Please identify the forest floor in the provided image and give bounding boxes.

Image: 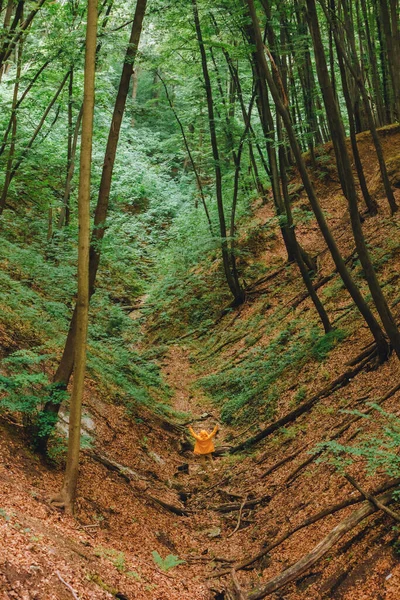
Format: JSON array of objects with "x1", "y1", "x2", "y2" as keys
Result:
[{"x1": 2, "y1": 126, "x2": 400, "y2": 599}]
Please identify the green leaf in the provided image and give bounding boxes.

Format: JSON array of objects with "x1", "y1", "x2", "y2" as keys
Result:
[{"x1": 151, "y1": 551, "x2": 185, "y2": 571}]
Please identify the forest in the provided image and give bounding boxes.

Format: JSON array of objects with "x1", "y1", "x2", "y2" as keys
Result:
[{"x1": 1, "y1": 0, "x2": 400, "y2": 598}]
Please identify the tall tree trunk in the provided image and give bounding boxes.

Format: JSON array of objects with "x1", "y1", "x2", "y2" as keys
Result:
[
  {"x1": 50, "y1": 0, "x2": 97, "y2": 515},
  {"x1": 359, "y1": 0, "x2": 385, "y2": 125},
  {"x1": 306, "y1": 0, "x2": 400, "y2": 359},
  {"x1": 245, "y1": 0, "x2": 389, "y2": 361},
  {"x1": 36, "y1": 0, "x2": 148, "y2": 455},
  {"x1": 57, "y1": 105, "x2": 83, "y2": 229},
  {"x1": 277, "y1": 116, "x2": 331, "y2": 333},
  {"x1": 192, "y1": 0, "x2": 244, "y2": 305},
  {"x1": 0, "y1": 23, "x2": 22, "y2": 215},
  {"x1": 156, "y1": 71, "x2": 213, "y2": 234},
  {"x1": 336, "y1": 43, "x2": 378, "y2": 215},
  {"x1": 322, "y1": 0, "x2": 398, "y2": 214}
]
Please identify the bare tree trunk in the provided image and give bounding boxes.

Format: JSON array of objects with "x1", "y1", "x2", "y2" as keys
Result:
[
  {"x1": 245, "y1": 0, "x2": 389, "y2": 361},
  {"x1": 36, "y1": 0, "x2": 148, "y2": 455},
  {"x1": 307, "y1": 0, "x2": 400, "y2": 358},
  {"x1": 192, "y1": 0, "x2": 244, "y2": 305},
  {"x1": 50, "y1": 0, "x2": 97, "y2": 515}
]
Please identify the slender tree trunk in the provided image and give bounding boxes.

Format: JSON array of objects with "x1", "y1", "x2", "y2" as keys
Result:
[
  {"x1": 307, "y1": 0, "x2": 400, "y2": 358},
  {"x1": 192, "y1": 0, "x2": 244, "y2": 304},
  {"x1": 0, "y1": 70, "x2": 70, "y2": 208},
  {"x1": 36, "y1": 0, "x2": 148, "y2": 455},
  {"x1": 0, "y1": 57, "x2": 53, "y2": 158},
  {"x1": 57, "y1": 105, "x2": 83, "y2": 229},
  {"x1": 335, "y1": 44, "x2": 378, "y2": 215},
  {"x1": 322, "y1": 0, "x2": 398, "y2": 214},
  {"x1": 245, "y1": 0, "x2": 389, "y2": 361},
  {"x1": 50, "y1": 0, "x2": 97, "y2": 515},
  {"x1": 379, "y1": 0, "x2": 400, "y2": 119},
  {"x1": 0, "y1": 0, "x2": 47, "y2": 70},
  {"x1": 156, "y1": 71, "x2": 213, "y2": 234},
  {"x1": 277, "y1": 116, "x2": 331, "y2": 333},
  {"x1": 360, "y1": 0, "x2": 385, "y2": 125},
  {"x1": 0, "y1": 27, "x2": 22, "y2": 215}
]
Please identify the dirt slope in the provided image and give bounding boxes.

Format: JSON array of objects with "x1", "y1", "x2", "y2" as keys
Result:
[{"x1": 2, "y1": 126, "x2": 400, "y2": 600}]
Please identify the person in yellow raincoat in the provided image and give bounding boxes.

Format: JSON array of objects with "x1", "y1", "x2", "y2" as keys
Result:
[{"x1": 188, "y1": 424, "x2": 219, "y2": 469}]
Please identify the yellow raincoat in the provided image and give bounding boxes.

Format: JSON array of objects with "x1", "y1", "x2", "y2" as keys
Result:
[{"x1": 188, "y1": 425, "x2": 219, "y2": 455}]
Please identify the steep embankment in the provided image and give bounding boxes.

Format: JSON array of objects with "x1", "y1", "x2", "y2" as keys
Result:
[{"x1": 1, "y1": 126, "x2": 400, "y2": 600}]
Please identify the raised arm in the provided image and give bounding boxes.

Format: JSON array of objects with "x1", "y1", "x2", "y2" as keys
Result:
[
  {"x1": 188, "y1": 426, "x2": 200, "y2": 440},
  {"x1": 208, "y1": 425, "x2": 219, "y2": 439}
]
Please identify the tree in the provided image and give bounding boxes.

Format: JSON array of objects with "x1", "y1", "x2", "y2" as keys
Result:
[
  {"x1": 50, "y1": 0, "x2": 98, "y2": 514},
  {"x1": 37, "y1": 0, "x2": 148, "y2": 454}
]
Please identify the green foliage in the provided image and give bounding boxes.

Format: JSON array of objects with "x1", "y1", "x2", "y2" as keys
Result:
[
  {"x1": 316, "y1": 405, "x2": 400, "y2": 478},
  {"x1": 199, "y1": 323, "x2": 348, "y2": 425},
  {"x1": 94, "y1": 547, "x2": 128, "y2": 573},
  {"x1": 309, "y1": 328, "x2": 347, "y2": 361},
  {"x1": 151, "y1": 551, "x2": 185, "y2": 571}
]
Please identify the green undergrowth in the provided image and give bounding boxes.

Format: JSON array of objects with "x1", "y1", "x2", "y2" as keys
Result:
[
  {"x1": 0, "y1": 213, "x2": 173, "y2": 445},
  {"x1": 199, "y1": 320, "x2": 347, "y2": 425},
  {"x1": 316, "y1": 404, "x2": 400, "y2": 479}
]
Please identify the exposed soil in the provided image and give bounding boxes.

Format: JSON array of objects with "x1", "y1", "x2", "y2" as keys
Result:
[{"x1": 2, "y1": 126, "x2": 400, "y2": 599}]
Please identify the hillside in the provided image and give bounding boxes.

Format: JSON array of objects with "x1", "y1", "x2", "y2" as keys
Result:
[{"x1": 1, "y1": 125, "x2": 400, "y2": 600}]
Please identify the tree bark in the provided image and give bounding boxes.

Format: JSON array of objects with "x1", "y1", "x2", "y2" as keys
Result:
[
  {"x1": 244, "y1": 0, "x2": 389, "y2": 361},
  {"x1": 307, "y1": 0, "x2": 400, "y2": 359},
  {"x1": 50, "y1": 0, "x2": 97, "y2": 515},
  {"x1": 37, "y1": 0, "x2": 148, "y2": 454}
]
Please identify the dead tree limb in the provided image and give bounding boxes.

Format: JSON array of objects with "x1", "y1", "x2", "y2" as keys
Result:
[
  {"x1": 55, "y1": 571, "x2": 80, "y2": 600},
  {"x1": 228, "y1": 495, "x2": 248, "y2": 537},
  {"x1": 344, "y1": 474, "x2": 400, "y2": 523},
  {"x1": 246, "y1": 488, "x2": 397, "y2": 599},
  {"x1": 284, "y1": 380, "x2": 400, "y2": 484},
  {"x1": 260, "y1": 446, "x2": 306, "y2": 477},
  {"x1": 89, "y1": 451, "x2": 189, "y2": 516},
  {"x1": 231, "y1": 569, "x2": 247, "y2": 600},
  {"x1": 211, "y1": 477, "x2": 400, "y2": 578},
  {"x1": 230, "y1": 355, "x2": 373, "y2": 454},
  {"x1": 211, "y1": 495, "x2": 270, "y2": 513}
]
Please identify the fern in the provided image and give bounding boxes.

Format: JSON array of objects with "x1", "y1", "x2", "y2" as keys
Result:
[{"x1": 151, "y1": 551, "x2": 185, "y2": 571}]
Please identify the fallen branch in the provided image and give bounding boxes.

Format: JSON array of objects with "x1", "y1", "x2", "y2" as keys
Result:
[
  {"x1": 89, "y1": 451, "x2": 143, "y2": 482},
  {"x1": 230, "y1": 355, "x2": 373, "y2": 454},
  {"x1": 145, "y1": 494, "x2": 189, "y2": 517},
  {"x1": 89, "y1": 451, "x2": 189, "y2": 516},
  {"x1": 211, "y1": 477, "x2": 400, "y2": 577},
  {"x1": 344, "y1": 474, "x2": 400, "y2": 523},
  {"x1": 211, "y1": 495, "x2": 270, "y2": 513},
  {"x1": 246, "y1": 488, "x2": 397, "y2": 599},
  {"x1": 291, "y1": 273, "x2": 334, "y2": 309},
  {"x1": 284, "y1": 380, "x2": 400, "y2": 485},
  {"x1": 56, "y1": 571, "x2": 80, "y2": 600},
  {"x1": 231, "y1": 568, "x2": 247, "y2": 600},
  {"x1": 260, "y1": 445, "x2": 306, "y2": 477},
  {"x1": 228, "y1": 495, "x2": 248, "y2": 537}
]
